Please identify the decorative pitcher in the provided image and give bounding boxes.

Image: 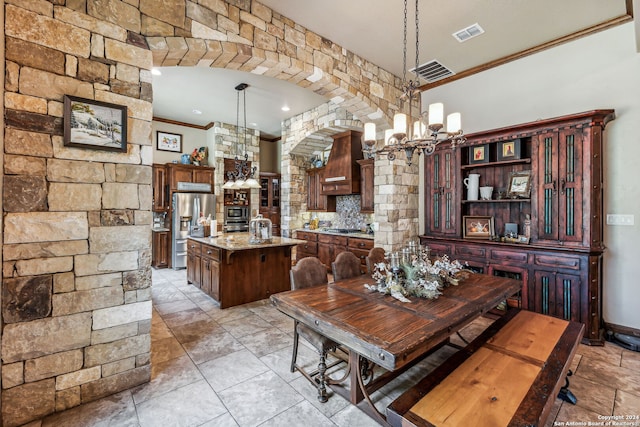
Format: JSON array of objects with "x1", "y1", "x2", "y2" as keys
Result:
[{"x1": 463, "y1": 173, "x2": 480, "y2": 201}]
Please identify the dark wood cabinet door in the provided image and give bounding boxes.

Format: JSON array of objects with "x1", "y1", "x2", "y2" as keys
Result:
[
  {"x1": 424, "y1": 147, "x2": 457, "y2": 236},
  {"x1": 307, "y1": 168, "x2": 335, "y2": 212},
  {"x1": 210, "y1": 260, "x2": 220, "y2": 301},
  {"x1": 152, "y1": 231, "x2": 169, "y2": 268},
  {"x1": 186, "y1": 253, "x2": 201, "y2": 287},
  {"x1": 171, "y1": 167, "x2": 193, "y2": 189},
  {"x1": 358, "y1": 159, "x2": 374, "y2": 213},
  {"x1": 531, "y1": 270, "x2": 582, "y2": 322},
  {"x1": 201, "y1": 257, "x2": 212, "y2": 295},
  {"x1": 152, "y1": 164, "x2": 169, "y2": 212},
  {"x1": 317, "y1": 242, "x2": 332, "y2": 268},
  {"x1": 193, "y1": 168, "x2": 214, "y2": 187}
]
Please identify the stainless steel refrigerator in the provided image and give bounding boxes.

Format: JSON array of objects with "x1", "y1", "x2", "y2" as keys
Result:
[{"x1": 172, "y1": 192, "x2": 215, "y2": 269}]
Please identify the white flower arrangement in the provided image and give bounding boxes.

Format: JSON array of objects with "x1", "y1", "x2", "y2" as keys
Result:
[{"x1": 365, "y1": 252, "x2": 471, "y2": 302}]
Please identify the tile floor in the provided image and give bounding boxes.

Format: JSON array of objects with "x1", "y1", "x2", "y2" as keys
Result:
[{"x1": 35, "y1": 268, "x2": 640, "y2": 427}]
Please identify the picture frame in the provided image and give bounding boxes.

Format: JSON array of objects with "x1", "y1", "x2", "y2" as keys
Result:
[
  {"x1": 463, "y1": 216, "x2": 494, "y2": 240},
  {"x1": 507, "y1": 170, "x2": 532, "y2": 198},
  {"x1": 468, "y1": 144, "x2": 490, "y2": 164},
  {"x1": 497, "y1": 139, "x2": 522, "y2": 161},
  {"x1": 64, "y1": 95, "x2": 127, "y2": 152},
  {"x1": 156, "y1": 131, "x2": 183, "y2": 153}
]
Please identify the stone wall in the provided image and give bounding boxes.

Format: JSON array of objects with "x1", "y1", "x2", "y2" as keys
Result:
[{"x1": 2, "y1": 1, "x2": 153, "y2": 426}]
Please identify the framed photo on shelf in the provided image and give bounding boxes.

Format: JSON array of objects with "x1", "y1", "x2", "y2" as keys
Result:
[
  {"x1": 63, "y1": 95, "x2": 128, "y2": 152},
  {"x1": 497, "y1": 139, "x2": 521, "y2": 161},
  {"x1": 468, "y1": 144, "x2": 490, "y2": 164},
  {"x1": 463, "y1": 216, "x2": 494, "y2": 240},
  {"x1": 507, "y1": 170, "x2": 532, "y2": 198},
  {"x1": 156, "y1": 131, "x2": 183, "y2": 153}
]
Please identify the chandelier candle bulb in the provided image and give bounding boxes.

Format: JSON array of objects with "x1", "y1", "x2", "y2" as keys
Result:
[
  {"x1": 394, "y1": 113, "x2": 408, "y2": 135},
  {"x1": 447, "y1": 112, "x2": 462, "y2": 133},
  {"x1": 364, "y1": 122, "x2": 376, "y2": 142},
  {"x1": 413, "y1": 121, "x2": 426, "y2": 138},
  {"x1": 428, "y1": 103, "x2": 444, "y2": 126},
  {"x1": 385, "y1": 129, "x2": 395, "y2": 145}
]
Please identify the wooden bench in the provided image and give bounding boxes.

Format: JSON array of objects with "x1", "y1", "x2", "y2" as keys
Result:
[{"x1": 386, "y1": 309, "x2": 584, "y2": 427}]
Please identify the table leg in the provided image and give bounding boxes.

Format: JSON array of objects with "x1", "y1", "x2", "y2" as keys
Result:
[
  {"x1": 355, "y1": 354, "x2": 390, "y2": 426},
  {"x1": 348, "y1": 351, "x2": 364, "y2": 403}
]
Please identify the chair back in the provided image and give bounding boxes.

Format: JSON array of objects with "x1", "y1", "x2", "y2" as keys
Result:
[
  {"x1": 366, "y1": 247, "x2": 386, "y2": 274},
  {"x1": 331, "y1": 251, "x2": 362, "y2": 281},
  {"x1": 290, "y1": 257, "x2": 329, "y2": 290}
]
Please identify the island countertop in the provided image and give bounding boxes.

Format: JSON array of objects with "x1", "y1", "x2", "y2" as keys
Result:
[{"x1": 188, "y1": 233, "x2": 305, "y2": 251}]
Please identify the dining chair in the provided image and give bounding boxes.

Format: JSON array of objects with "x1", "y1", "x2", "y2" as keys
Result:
[
  {"x1": 331, "y1": 251, "x2": 362, "y2": 281},
  {"x1": 366, "y1": 247, "x2": 386, "y2": 274},
  {"x1": 289, "y1": 256, "x2": 345, "y2": 402}
]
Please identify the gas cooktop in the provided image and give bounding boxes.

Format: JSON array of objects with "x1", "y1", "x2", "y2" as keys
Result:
[{"x1": 322, "y1": 228, "x2": 363, "y2": 234}]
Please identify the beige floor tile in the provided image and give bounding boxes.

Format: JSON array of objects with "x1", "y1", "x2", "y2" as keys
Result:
[
  {"x1": 132, "y1": 355, "x2": 203, "y2": 405},
  {"x1": 569, "y1": 374, "x2": 616, "y2": 415},
  {"x1": 553, "y1": 401, "x2": 606, "y2": 425},
  {"x1": 170, "y1": 318, "x2": 224, "y2": 344},
  {"x1": 621, "y1": 349, "x2": 640, "y2": 371},
  {"x1": 575, "y1": 357, "x2": 640, "y2": 396},
  {"x1": 614, "y1": 389, "x2": 640, "y2": 416},
  {"x1": 162, "y1": 306, "x2": 211, "y2": 329},
  {"x1": 575, "y1": 341, "x2": 623, "y2": 367},
  {"x1": 150, "y1": 336, "x2": 185, "y2": 365}
]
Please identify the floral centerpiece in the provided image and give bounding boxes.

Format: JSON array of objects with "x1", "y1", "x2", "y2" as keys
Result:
[
  {"x1": 190, "y1": 147, "x2": 207, "y2": 165},
  {"x1": 365, "y1": 246, "x2": 471, "y2": 302}
]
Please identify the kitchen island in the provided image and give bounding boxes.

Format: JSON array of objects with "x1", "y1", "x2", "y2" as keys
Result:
[{"x1": 187, "y1": 234, "x2": 305, "y2": 308}]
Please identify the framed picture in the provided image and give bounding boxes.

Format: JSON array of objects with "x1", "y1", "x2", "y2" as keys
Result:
[
  {"x1": 497, "y1": 139, "x2": 521, "y2": 161},
  {"x1": 468, "y1": 144, "x2": 489, "y2": 164},
  {"x1": 463, "y1": 216, "x2": 494, "y2": 239},
  {"x1": 156, "y1": 131, "x2": 183, "y2": 153},
  {"x1": 507, "y1": 170, "x2": 532, "y2": 198},
  {"x1": 64, "y1": 95, "x2": 127, "y2": 152}
]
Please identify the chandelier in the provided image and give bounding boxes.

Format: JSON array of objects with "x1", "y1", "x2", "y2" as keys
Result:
[
  {"x1": 222, "y1": 83, "x2": 261, "y2": 189},
  {"x1": 363, "y1": 0, "x2": 465, "y2": 166}
]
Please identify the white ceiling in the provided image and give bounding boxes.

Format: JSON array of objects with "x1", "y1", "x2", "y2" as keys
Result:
[{"x1": 151, "y1": 0, "x2": 632, "y2": 138}]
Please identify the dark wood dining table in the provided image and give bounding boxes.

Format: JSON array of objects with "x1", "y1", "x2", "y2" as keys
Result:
[{"x1": 270, "y1": 272, "x2": 521, "y2": 424}]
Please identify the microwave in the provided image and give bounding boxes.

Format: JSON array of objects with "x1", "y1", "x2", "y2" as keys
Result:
[{"x1": 224, "y1": 206, "x2": 249, "y2": 222}]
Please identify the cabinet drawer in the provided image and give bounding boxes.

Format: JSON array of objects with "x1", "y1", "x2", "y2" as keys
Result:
[
  {"x1": 202, "y1": 246, "x2": 220, "y2": 261},
  {"x1": 424, "y1": 242, "x2": 452, "y2": 258},
  {"x1": 348, "y1": 237, "x2": 374, "y2": 251},
  {"x1": 490, "y1": 249, "x2": 527, "y2": 264},
  {"x1": 298, "y1": 242, "x2": 318, "y2": 255},
  {"x1": 187, "y1": 240, "x2": 201, "y2": 255},
  {"x1": 296, "y1": 231, "x2": 318, "y2": 241},
  {"x1": 454, "y1": 245, "x2": 486, "y2": 259},
  {"x1": 318, "y1": 234, "x2": 348, "y2": 245},
  {"x1": 534, "y1": 254, "x2": 581, "y2": 270},
  {"x1": 321, "y1": 182, "x2": 352, "y2": 195}
]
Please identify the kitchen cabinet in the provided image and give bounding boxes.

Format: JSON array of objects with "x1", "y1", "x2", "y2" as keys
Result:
[
  {"x1": 200, "y1": 245, "x2": 220, "y2": 300},
  {"x1": 420, "y1": 110, "x2": 615, "y2": 344},
  {"x1": 167, "y1": 164, "x2": 215, "y2": 191},
  {"x1": 307, "y1": 167, "x2": 336, "y2": 212},
  {"x1": 347, "y1": 236, "x2": 374, "y2": 274},
  {"x1": 296, "y1": 231, "x2": 373, "y2": 273},
  {"x1": 357, "y1": 159, "x2": 374, "y2": 213},
  {"x1": 295, "y1": 231, "x2": 318, "y2": 261},
  {"x1": 318, "y1": 234, "x2": 348, "y2": 270},
  {"x1": 151, "y1": 230, "x2": 169, "y2": 268},
  {"x1": 259, "y1": 172, "x2": 281, "y2": 236},
  {"x1": 186, "y1": 240, "x2": 201, "y2": 288},
  {"x1": 152, "y1": 164, "x2": 169, "y2": 212},
  {"x1": 320, "y1": 130, "x2": 363, "y2": 195}
]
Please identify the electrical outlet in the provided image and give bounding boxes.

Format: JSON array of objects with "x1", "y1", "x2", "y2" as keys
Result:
[{"x1": 606, "y1": 214, "x2": 635, "y2": 226}]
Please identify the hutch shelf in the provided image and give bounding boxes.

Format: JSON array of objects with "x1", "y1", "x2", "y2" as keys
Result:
[{"x1": 421, "y1": 110, "x2": 615, "y2": 345}]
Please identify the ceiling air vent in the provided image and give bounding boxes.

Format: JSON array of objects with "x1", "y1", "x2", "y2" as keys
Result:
[
  {"x1": 410, "y1": 60, "x2": 455, "y2": 83},
  {"x1": 453, "y1": 23, "x2": 485, "y2": 43}
]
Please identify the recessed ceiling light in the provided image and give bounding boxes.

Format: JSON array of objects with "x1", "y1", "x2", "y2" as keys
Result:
[
  {"x1": 192, "y1": 109, "x2": 202, "y2": 115},
  {"x1": 281, "y1": 105, "x2": 290, "y2": 112},
  {"x1": 151, "y1": 68, "x2": 162, "y2": 76},
  {"x1": 249, "y1": 122, "x2": 258, "y2": 127}
]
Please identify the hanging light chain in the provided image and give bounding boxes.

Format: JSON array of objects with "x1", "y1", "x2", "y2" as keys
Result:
[{"x1": 402, "y1": 0, "x2": 408, "y2": 85}]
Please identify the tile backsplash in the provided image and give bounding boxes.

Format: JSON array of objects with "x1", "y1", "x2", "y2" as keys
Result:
[{"x1": 306, "y1": 195, "x2": 374, "y2": 230}]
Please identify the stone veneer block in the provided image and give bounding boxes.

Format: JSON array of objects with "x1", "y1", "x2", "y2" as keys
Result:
[
  {"x1": 55, "y1": 386, "x2": 81, "y2": 412},
  {"x1": 52, "y1": 286, "x2": 123, "y2": 317},
  {"x1": 2, "y1": 362, "x2": 24, "y2": 389},
  {"x1": 2, "y1": 312, "x2": 91, "y2": 363},
  {"x1": 53, "y1": 5, "x2": 128, "y2": 41},
  {"x1": 2, "y1": 275, "x2": 52, "y2": 323},
  {"x1": 5, "y1": 92, "x2": 48, "y2": 114},
  {"x1": 1, "y1": 378, "x2": 55, "y2": 427},
  {"x1": 19, "y1": 66, "x2": 94, "y2": 102},
  {"x1": 101, "y1": 183, "x2": 140, "y2": 209},
  {"x1": 91, "y1": 322, "x2": 138, "y2": 345},
  {"x1": 115, "y1": 164, "x2": 152, "y2": 184},
  {"x1": 4, "y1": 212, "x2": 88, "y2": 244},
  {"x1": 48, "y1": 183, "x2": 102, "y2": 211},
  {"x1": 102, "y1": 357, "x2": 136, "y2": 377},
  {"x1": 104, "y1": 38, "x2": 152, "y2": 70},
  {"x1": 53, "y1": 272, "x2": 76, "y2": 294},
  {"x1": 3, "y1": 240, "x2": 88, "y2": 261},
  {"x1": 52, "y1": 135, "x2": 142, "y2": 164},
  {"x1": 56, "y1": 366, "x2": 101, "y2": 390},
  {"x1": 4, "y1": 154, "x2": 47, "y2": 176},
  {"x1": 128, "y1": 118, "x2": 152, "y2": 146},
  {"x1": 80, "y1": 365, "x2": 150, "y2": 403},
  {"x1": 74, "y1": 252, "x2": 139, "y2": 276},
  {"x1": 47, "y1": 159, "x2": 106, "y2": 183},
  {"x1": 84, "y1": 334, "x2": 151, "y2": 367},
  {"x1": 4, "y1": 128, "x2": 53, "y2": 158},
  {"x1": 24, "y1": 349, "x2": 83, "y2": 383},
  {"x1": 90, "y1": 225, "x2": 151, "y2": 253},
  {"x1": 101, "y1": 210, "x2": 135, "y2": 225},
  {"x1": 75, "y1": 272, "x2": 122, "y2": 291},
  {"x1": 87, "y1": 0, "x2": 141, "y2": 33},
  {"x1": 140, "y1": 0, "x2": 186, "y2": 28},
  {"x1": 3, "y1": 175, "x2": 48, "y2": 212},
  {"x1": 5, "y1": 5, "x2": 90, "y2": 57},
  {"x1": 16, "y1": 256, "x2": 73, "y2": 276},
  {"x1": 92, "y1": 300, "x2": 152, "y2": 330}
]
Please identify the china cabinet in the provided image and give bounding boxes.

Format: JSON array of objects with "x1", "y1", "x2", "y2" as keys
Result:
[
  {"x1": 259, "y1": 172, "x2": 281, "y2": 236},
  {"x1": 420, "y1": 110, "x2": 615, "y2": 344}
]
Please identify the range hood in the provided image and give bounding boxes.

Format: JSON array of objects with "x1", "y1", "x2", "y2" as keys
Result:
[{"x1": 320, "y1": 130, "x2": 364, "y2": 195}]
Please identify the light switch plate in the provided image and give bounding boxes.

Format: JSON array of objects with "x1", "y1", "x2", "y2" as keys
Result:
[{"x1": 606, "y1": 214, "x2": 635, "y2": 226}]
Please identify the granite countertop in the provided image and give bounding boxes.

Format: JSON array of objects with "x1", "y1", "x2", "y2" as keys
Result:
[
  {"x1": 295, "y1": 228, "x2": 374, "y2": 240},
  {"x1": 152, "y1": 227, "x2": 170, "y2": 232},
  {"x1": 188, "y1": 233, "x2": 306, "y2": 251}
]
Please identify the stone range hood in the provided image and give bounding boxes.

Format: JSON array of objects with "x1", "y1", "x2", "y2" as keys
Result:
[{"x1": 320, "y1": 130, "x2": 364, "y2": 195}]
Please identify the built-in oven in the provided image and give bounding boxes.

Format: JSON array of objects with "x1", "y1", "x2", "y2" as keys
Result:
[{"x1": 224, "y1": 206, "x2": 249, "y2": 233}]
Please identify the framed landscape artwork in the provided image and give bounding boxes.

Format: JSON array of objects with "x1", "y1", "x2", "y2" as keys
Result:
[
  {"x1": 508, "y1": 170, "x2": 532, "y2": 198},
  {"x1": 157, "y1": 131, "x2": 183, "y2": 153},
  {"x1": 63, "y1": 95, "x2": 127, "y2": 152}
]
